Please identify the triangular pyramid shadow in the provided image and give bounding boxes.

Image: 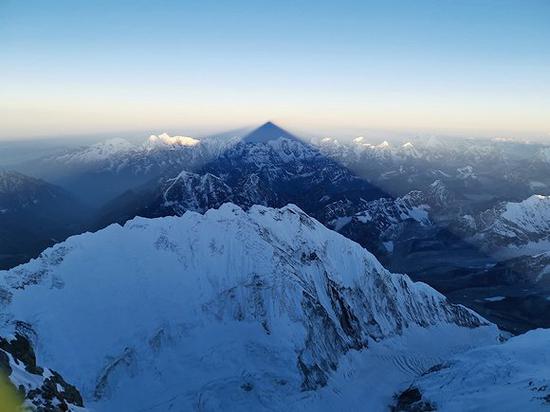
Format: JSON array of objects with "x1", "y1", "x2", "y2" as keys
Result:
[{"x1": 242, "y1": 121, "x2": 301, "y2": 144}]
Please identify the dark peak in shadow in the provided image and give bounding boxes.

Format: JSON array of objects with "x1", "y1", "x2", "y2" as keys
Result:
[{"x1": 242, "y1": 121, "x2": 301, "y2": 144}]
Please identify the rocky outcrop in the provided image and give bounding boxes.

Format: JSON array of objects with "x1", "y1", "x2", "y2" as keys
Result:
[
  {"x1": 0, "y1": 333, "x2": 84, "y2": 412},
  {"x1": 391, "y1": 387, "x2": 436, "y2": 411}
]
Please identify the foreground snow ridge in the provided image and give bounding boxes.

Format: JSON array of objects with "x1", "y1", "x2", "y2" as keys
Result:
[
  {"x1": 401, "y1": 328, "x2": 550, "y2": 411},
  {"x1": 0, "y1": 203, "x2": 499, "y2": 411}
]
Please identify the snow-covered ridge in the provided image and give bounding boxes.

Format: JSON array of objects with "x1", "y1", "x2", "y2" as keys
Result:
[
  {"x1": 501, "y1": 195, "x2": 550, "y2": 233},
  {"x1": 329, "y1": 191, "x2": 430, "y2": 234},
  {"x1": 45, "y1": 133, "x2": 206, "y2": 167},
  {"x1": 0, "y1": 170, "x2": 69, "y2": 212},
  {"x1": 55, "y1": 138, "x2": 135, "y2": 163},
  {"x1": 0, "y1": 170, "x2": 55, "y2": 194},
  {"x1": 396, "y1": 328, "x2": 550, "y2": 411},
  {"x1": 458, "y1": 194, "x2": 550, "y2": 257},
  {"x1": 318, "y1": 134, "x2": 514, "y2": 166},
  {"x1": 324, "y1": 179, "x2": 454, "y2": 237},
  {"x1": 147, "y1": 133, "x2": 200, "y2": 147},
  {"x1": 162, "y1": 170, "x2": 232, "y2": 214},
  {"x1": 223, "y1": 136, "x2": 320, "y2": 166},
  {"x1": 0, "y1": 203, "x2": 498, "y2": 411}
]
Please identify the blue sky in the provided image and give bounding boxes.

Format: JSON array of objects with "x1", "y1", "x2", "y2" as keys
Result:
[{"x1": 1, "y1": 0, "x2": 549, "y2": 139}]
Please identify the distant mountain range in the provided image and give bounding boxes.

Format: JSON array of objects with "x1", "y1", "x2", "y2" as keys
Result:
[
  {"x1": 92, "y1": 122, "x2": 386, "y2": 229},
  {"x1": 2, "y1": 124, "x2": 550, "y2": 410},
  {"x1": 5, "y1": 123, "x2": 550, "y2": 333},
  {"x1": 16, "y1": 132, "x2": 230, "y2": 206}
]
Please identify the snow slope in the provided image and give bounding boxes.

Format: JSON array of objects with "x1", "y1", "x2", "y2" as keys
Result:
[
  {"x1": 400, "y1": 328, "x2": 550, "y2": 411},
  {"x1": 0, "y1": 204, "x2": 500, "y2": 411},
  {"x1": 345, "y1": 192, "x2": 430, "y2": 232},
  {"x1": 460, "y1": 195, "x2": 550, "y2": 257},
  {"x1": 54, "y1": 138, "x2": 135, "y2": 163},
  {"x1": 161, "y1": 170, "x2": 233, "y2": 214},
  {"x1": 501, "y1": 195, "x2": 550, "y2": 234}
]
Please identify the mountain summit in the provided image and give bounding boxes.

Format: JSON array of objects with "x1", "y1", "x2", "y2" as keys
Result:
[
  {"x1": 242, "y1": 121, "x2": 300, "y2": 144},
  {"x1": 0, "y1": 203, "x2": 497, "y2": 410}
]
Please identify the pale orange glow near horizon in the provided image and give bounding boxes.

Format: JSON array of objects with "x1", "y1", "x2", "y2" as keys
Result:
[
  {"x1": 2, "y1": 1, "x2": 549, "y2": 141},
  {"x1": 2, "y1": 97, "x2": 549, "y2": 141}
]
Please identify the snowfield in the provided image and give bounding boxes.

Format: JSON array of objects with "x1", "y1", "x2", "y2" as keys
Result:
[
  {"x1": 406, "y1": 328, "x2": 550, "y2": 411},
  {"x1": 1, "y1": 202, "x2": 543, "y2": 411}
]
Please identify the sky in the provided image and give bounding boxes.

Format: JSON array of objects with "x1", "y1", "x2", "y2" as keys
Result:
[{"x1": 1, "y1": 0, "x2": 549, "y2": 140}]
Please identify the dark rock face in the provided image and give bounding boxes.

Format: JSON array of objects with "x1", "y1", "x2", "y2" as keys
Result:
[
  {"x1": 27, "y1": 371, "x2": 84, "y2": 411},
  {"x1": 326, "y1": 279, "x2": 366, "y2": 349},
  {"x1": 391, "y1": 387, "x2": 437, "y2": 411},
  {"x1": 0, "y1": 334, "x2": 84, "y2": 411},
  {"x1": 0, "y1": 333, "x2": 42, "y2": 375},
  {"x1": 0, "y1": 349, "x2": 11, "y2": 375}
]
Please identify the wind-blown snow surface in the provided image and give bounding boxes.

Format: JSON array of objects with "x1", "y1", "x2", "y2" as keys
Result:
[
  {"x1": 0, "y1": 204, "x2": 499, "y2": 411},
  {"x1": 407, "y1": 328, "x2": 550, "y2": 411}
]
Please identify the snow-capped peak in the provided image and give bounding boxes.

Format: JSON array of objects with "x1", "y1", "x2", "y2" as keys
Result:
[
  {"x1": 90, "y1": 138, "x2": 134, "y2": 155},
  {"x1": 463, "y1": 194, "x2": 550, "y2": 257},
  {"x1": 147, "y1": 133, "x2": 200, "y2": 147},
  {"x1": 0, "y1": 203, "x2": 498, "y2": 411},
  {"x1": 353, "y1": 136, "x2": 365, "y2": 143},
  {"x1": 400, "y1": 141, "x2": 421, "y2": 158},
  {"x1": 56, "y1": 138, "x2": 135, "y2": 163},
  {"x1": 501, "y1": 194, "x2": 550, "y2": 232}
]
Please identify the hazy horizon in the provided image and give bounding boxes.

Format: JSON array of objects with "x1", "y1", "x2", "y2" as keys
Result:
[
  {"x1": 2, "y1": 122, "x2": 549, "y2": 146},
  {"x1": 1, "y1": 0, "x2": 549, "y2": 140}
]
